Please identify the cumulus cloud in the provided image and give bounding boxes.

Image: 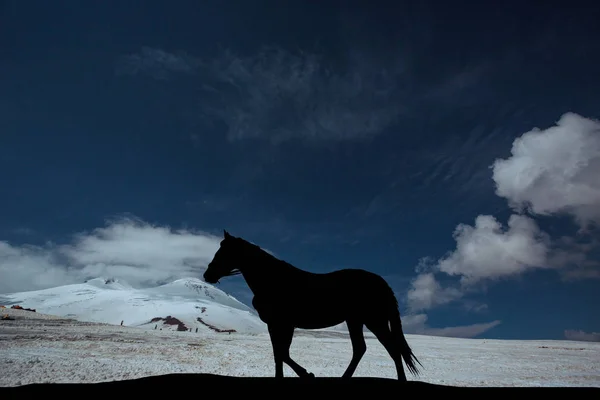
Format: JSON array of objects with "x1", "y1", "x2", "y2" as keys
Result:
[
  {"x1": 406, "y1": 112, "x2": 600, "y2": 314},
  {"x1": 406, "y1": 273, "x2": 463, "y2": 313},
  {"x1": 437, "y1": 214, "x2": 551, "y2": 284},
  {"x1": 564, "y1": 329, "x2": 600, "y2": 342},
  {"x1": 402, "y1": 313, "x2": 501, "y2": 338},
  {"x1": 0, "y1": 217, "x2": 222, "y2": 294},
  {"x1": 492, "y1": 112, "x2": 600, "y2": 229},
  {"x1": 406, "y1": 214, "x2": 551, "y2": 312}
]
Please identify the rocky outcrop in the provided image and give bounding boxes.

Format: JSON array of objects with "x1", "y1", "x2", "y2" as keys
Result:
[
  {"x1": 9, "y1": 305, "x2": 36, "y2": 312},
  {"x1": 196, "y1": 317, "x2": 236, "y2": 334},
  {"x1": 150, "y1": 316, "x2": 188, "y2": 331}
]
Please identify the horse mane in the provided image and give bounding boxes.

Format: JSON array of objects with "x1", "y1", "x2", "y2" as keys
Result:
[{"x1": 237, "y1": 237, "x2": 300, "y2": 272}]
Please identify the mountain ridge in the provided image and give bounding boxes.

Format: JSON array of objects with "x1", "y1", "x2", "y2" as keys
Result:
[{"x1": 0, "y1": 277, "x2": 266, "y2": 334}]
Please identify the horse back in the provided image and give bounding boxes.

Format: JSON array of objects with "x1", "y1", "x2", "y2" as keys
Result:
[{"x1": 251, "y1": 268, "x2": 395, "y2": 328}]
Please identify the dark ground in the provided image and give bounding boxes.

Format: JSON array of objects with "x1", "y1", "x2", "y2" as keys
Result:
[{"x1": 1, "y1": 373, "x2": 598, "y2": 399}]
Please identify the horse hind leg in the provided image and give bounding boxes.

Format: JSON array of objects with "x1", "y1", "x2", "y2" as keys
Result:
[
  {"x1": 268, "y1": 324, "x2": 314, "y2": 379},
  {"x1": 342, "y1": 320, "x2": 366, "y2": 378},
  {"x1": 365, "y1": 319, "x2": 407, "y2": 381}
]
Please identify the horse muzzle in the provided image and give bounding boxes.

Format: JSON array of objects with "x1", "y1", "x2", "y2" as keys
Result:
[{"x1": 203, "y1": 270, "x2": 219, "y2": 284}]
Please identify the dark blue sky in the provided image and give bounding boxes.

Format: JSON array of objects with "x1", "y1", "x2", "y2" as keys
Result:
[{"x1": 1, "y1": 0, "x2": 599, "y2": 341}]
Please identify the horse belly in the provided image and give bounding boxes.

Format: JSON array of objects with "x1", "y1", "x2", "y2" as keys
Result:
[
  {"x1": 289, "y1": 300, "x2": 347, "y2": 329},
  {"x1": 294, "y1": 316, "x2": 346, "y2": 330},
  {"x1": 253, "y1": 296, "x2": 346, "y2": 329}
]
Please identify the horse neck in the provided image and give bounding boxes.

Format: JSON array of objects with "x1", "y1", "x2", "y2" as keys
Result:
[{"x1": 239, "y1": 246, "x2": 301, "y2": 295}]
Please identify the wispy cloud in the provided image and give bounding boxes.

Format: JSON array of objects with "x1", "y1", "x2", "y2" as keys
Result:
[
  {"x1": 402, "y1": 313, "x2": 501, "y2": 338},
  {"x1": 11, "y1": 228, "x2": 35, "y2": 236},
  {"x1": 117, "y1": 46, "x2": 412, "y2": 145},
  {"x1": 354, "y1": 121, "x2": 516, "y2": 222},
  {"x1": 199, "y1": 46, "x2": 412, "y2": 144},
  {"x1": 115, "y1": 46, "x2": 197, "y2": 80},
  {"x1": 0, "y1": 216, "x2": 222, "y2": 294},
  {"x1": 564, "y1": 329, "x2": 600, "y2": 342},
  {"x1": 406, "y1": 112, "x2": 600, "y2": 315},
  {"x1": 414, "y1": 123, "x2": 514, "y2": 193}
]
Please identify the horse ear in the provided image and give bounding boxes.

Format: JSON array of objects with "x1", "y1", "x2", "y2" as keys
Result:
[{"x1": 224, "y1": 230, "x2": 231, "y2": 239}]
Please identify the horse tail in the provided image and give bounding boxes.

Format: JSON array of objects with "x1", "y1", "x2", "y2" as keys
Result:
[{"x1": 386, "y1": 287, "x2": 423, "y2": 376}]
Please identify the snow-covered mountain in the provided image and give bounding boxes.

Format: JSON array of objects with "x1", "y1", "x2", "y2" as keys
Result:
[{"x1": 0, "y1": 277, "x2": 267, "y2": 334}]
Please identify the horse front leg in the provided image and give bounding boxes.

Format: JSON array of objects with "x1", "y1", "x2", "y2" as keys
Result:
[
  {"x1": 267, "y1": 324, "x2": 285, "y2": 378},
  {"x1": 267, "y1": 324, "x2": 314, "y2": 379}
]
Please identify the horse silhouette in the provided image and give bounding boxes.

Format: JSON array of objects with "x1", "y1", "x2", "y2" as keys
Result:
[{"x1": 203, "y1": 230, "x2": 423, "y2": 381}]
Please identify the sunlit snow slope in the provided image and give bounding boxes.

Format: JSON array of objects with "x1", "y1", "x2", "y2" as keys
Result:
[{"x1": 0, "y1": 277, "x2": 267, "y2": 334}]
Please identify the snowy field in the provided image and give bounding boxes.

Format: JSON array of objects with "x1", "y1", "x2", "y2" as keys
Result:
[{"x1": 1, "y1": 307, "x2": 598, "y2": 388}]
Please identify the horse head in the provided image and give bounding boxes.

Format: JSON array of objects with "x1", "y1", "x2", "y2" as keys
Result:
[{"x1": 203, "y1": 230, "x2": 244, "y2": 284}]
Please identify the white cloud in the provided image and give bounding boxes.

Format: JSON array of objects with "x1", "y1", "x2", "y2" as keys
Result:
[
  {"x1": 437, "y1": 214, "x2": 551, "y2": 284},
  {"x1": 406, "y1": 273, "x2": 463, "y2": 313},
  {"x1": 564, "y1": 329, "x2": 600, "y2": 342},
  {"x1": 492, "y1": 112, "x2": 600, "y2": 229},
  {"x1": 402, "y1": 313, "x2": 501, "y2": 338},
  {"x1": 406, "y1": 214, "x2": 551, "y2": 312},
  {"x1": 0, "y1": 217, "x2": 222, "y2": 294},
  {"x1": 406, "y1": 112, "x2": 600, "y2": 316},
  {"x1": 0, "y1": 241, "x2": 76, "y2": 294},
  {"x1": 406, "y1": 210, "x2": 600, "y2": 313},
  {"x1": 401, "y1": 313, "x2": 429, "y2": 330}
]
